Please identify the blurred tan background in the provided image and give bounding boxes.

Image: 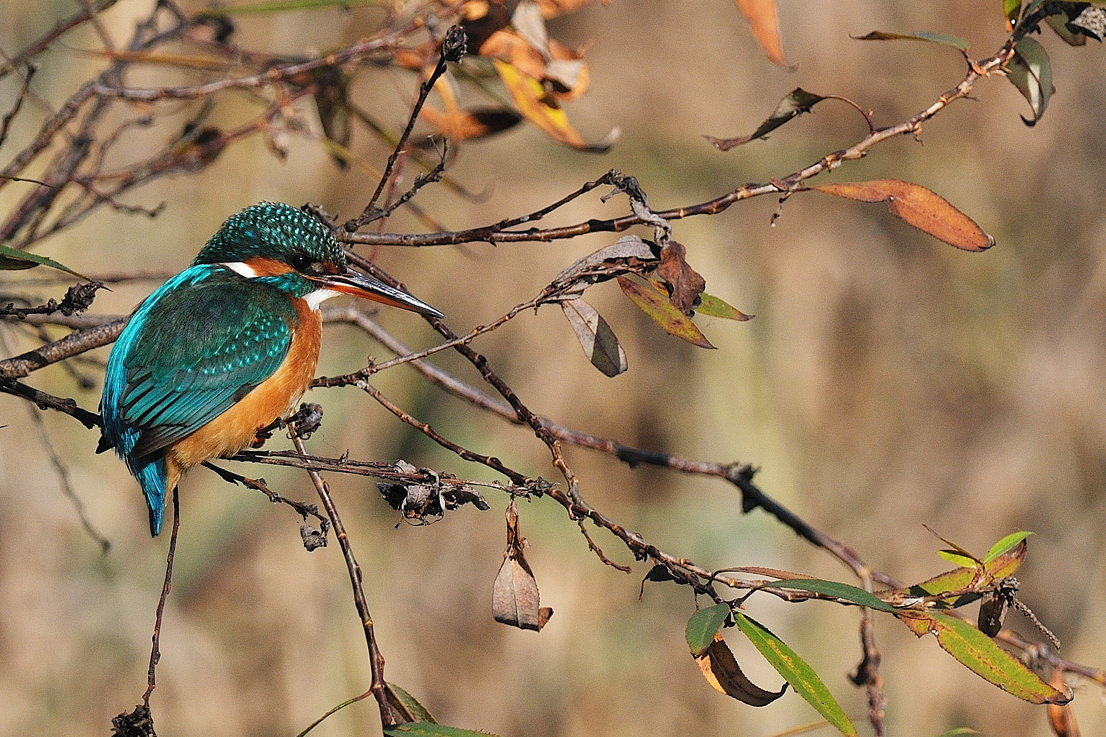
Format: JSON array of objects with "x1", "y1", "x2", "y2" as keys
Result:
[{"x1": 2, "y1": 2, "x2": 1105, "y2": 736}]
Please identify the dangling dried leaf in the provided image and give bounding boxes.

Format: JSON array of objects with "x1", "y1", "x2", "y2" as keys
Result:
[
  {"x1": 654, "y1": 241, "x2": 706, "y2": 313},
  {"x1": 492, "y1": 501, "x2": 552, "y2": 630},
  {"x1": 707, "y1": 88, "x2": 827, "y2": 150},
  {"x1": 733, "y1": 0, "x2": 790, "y2": 66},
  {"x1": 695, "y1": 635, "x2": 788, "y2": 706},
  {"x1": 560, "y1": 298, "x2": 628, "y2": 376},
  {"x1": 811, "y1": 179, "x2": 995, "y2": 251},
  {"x1": 617, "y1": 275, "x2": 714, "y2": 349}
]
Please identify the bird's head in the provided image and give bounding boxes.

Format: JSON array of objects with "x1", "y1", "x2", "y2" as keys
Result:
[{"x1": 193, "y1": 202, "x2": 443, "y2": 317}]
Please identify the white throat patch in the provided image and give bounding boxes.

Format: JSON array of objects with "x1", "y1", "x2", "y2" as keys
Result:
[{"x1": 304, "y1": 288, "x2": 343, "y2": 311}]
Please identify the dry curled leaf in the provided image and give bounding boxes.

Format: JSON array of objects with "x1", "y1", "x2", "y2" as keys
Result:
[
  {"x1": 695, "y1": 634, "x2": 788, "y2": 706},
  {"x1": 492, "y1": 501, "x2": 552, "y2": 630},
  {"x1": 655, "y1": 241, "x2": 706, "y2": 314},
  {"x1": 707, "y1": 88, "x2": 826, "y2": 150}
]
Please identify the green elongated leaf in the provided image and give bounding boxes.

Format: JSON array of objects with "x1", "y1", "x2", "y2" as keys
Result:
[
  {"x1": 984, "y1": 531, "x2": 1034, "y2": 563},
  {"x1": 385, "y1": 724, "x2": 503, "y2": 737},
  {"x1": 616, "y1": 275, "x2": 714, "y2": 349},
  {"x1": 1007, "y1": 35, "x2": 1054, "y2": 126},
  {"x1": 559, "y1": 297, "x2": 627, "y2": 376},
  {"x1": 901, "y1": 612, "x2": 1069, "y2": 704},
  {"x1": 707, "y1": 88, "x2": 826, "y2": 150},
  {"x1": 0, "y1": 244, "x2": 91, "y2": 280},
  {"x1": 765, "y1": 579, "x2": 896, "y2": 613},
  {"x1": 812, "y1": 180, "x2": 995, "y2": 251},
  {"x1": 697, "y1": 292, "x2": 754, "y2": 321},
  {"x1": 387, "y1": 683, "x2": 437, "y2": 724},
  {"x1": 686, "y1": 603, "x2": 730, "y2": 656},
  {"x1": 732, "y1": 612, "x2": 859, "y2": 737},
  {"x1": 936, "y1": 549, "x2": 982, "y2": 570},
  {"x1": 852, "y1": 30, "x2": 969, "y2": 51}
]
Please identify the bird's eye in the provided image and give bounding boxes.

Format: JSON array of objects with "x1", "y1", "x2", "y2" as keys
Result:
[{"x1": 290, "y1": 254, "x2": 315, "y2": 272}]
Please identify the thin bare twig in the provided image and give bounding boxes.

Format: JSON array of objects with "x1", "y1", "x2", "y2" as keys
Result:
[{"x1": 287, "y1": 424, "x2": 397, "y2": 728}]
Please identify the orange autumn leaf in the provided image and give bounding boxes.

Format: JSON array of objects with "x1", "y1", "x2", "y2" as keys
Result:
[
  {"x1": 812, "y1": 179, "x2": 995, "y2": 251},
  {"x1": 734, "y1": 0, "x2": 789, "y2": 66}
]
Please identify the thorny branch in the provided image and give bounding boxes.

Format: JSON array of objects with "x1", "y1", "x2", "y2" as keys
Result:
[{"x1": 1, "y1": 3, "x2": 1103, "y2": 736}]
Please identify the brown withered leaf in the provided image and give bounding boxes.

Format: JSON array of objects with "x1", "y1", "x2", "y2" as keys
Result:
[
  {"x1": 733, "y1": 0, "x2": 790, "y2": 66},
  {"x1": 492, "y1": 501, "x2": 552, "y2": 630},
  {"x1": 695, "y1": 634, "x2": 788, "y2": 706},
  {"x1": 617, "y1": 275, "x2": 714, "y2": 349},
  {"x1": 654, "y1": 241, "x2": 706, "y2": 314},
  {"x1": 812, "y1": 179, "x2": 995, "y2": 251},
  {"x1": 708, "y1": 88, "x2": 826, "y2": 150}
]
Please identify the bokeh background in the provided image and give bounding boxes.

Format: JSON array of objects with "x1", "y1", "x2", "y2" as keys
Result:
[{"x1": 2, "y1": 2, "x2": 1104, "y2": 736}]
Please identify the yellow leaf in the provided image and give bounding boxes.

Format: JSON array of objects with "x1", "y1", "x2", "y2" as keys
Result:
[{"x1": 493, "y1": 59, "x2": 609, "y2": 151}]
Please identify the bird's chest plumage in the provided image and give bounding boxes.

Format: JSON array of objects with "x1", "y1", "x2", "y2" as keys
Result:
[{"x1": 163, "y1": 294, "x2": 322, "y2": 474}]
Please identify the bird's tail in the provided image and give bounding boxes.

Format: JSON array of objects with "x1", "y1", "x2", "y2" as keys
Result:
[{"x1": 131, "y1": 455, "x2": 168, "y2": 536}]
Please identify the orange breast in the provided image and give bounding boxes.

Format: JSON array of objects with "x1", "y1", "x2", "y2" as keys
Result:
[{"x1": 163, "y1": 299, "x2": 323, "y2": 489}]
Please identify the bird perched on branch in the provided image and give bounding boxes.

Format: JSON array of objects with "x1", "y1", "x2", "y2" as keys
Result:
[{"x1": 99, "y1": 202, "x2": 442, "y2": 536}]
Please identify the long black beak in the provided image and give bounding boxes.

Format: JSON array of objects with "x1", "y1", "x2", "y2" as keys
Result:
[{"x1": 315, "y1": 269, "x2": 444, "y2": 318}]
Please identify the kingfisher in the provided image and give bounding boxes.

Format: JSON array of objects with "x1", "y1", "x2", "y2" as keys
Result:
[{"x1": 99, "y1": 202, "x2": 442, "y2": 536}]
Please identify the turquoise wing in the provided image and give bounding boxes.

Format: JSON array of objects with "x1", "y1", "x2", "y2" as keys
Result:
[{"x1": 101, "y1": 264, "x2": 297, "y2": 461}]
